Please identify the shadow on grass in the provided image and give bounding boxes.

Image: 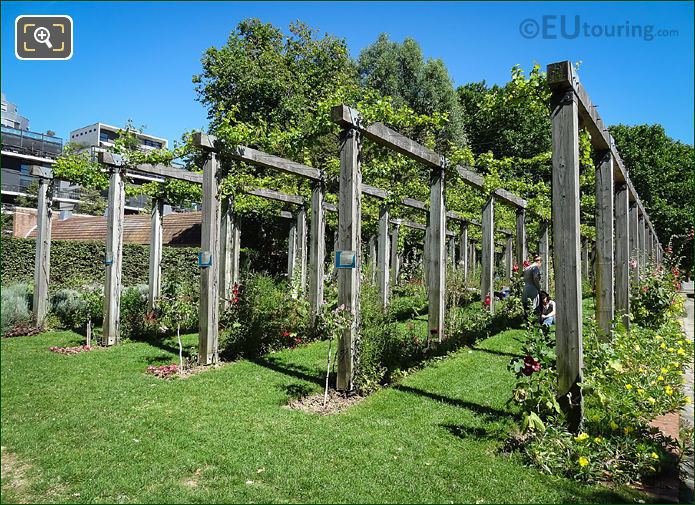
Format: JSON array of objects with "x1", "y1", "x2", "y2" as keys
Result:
[
  {"x1": 470, "y1": 346, "x2": 523, "y2": 359},
  {"x1": 440, "y1": 423, "x2": 507, "y2": 441},
  {"x1": 393, "y1": 384, "x2": 517, "y2": 420},
  {"x1": 252, "y1": 355, "x2": 325, "y2": 387}
]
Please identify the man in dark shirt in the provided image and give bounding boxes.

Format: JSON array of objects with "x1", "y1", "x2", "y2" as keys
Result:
[{"x1": 523, "y1": 255, "x2": 543, "y2": 313}]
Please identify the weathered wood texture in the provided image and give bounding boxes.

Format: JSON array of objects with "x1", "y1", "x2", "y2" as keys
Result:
[
  {"x1": 516, "y1": 209, "x2": 527, "y2": 266},
  {"x1": 505, "y1": 235, "x2": 514, "y2": 280},
  {"x1": 219, "y1": 196, "x2": 241, "y2": 310},
  {"x1": 481, "y1": 197, "x2": 495, "y2": 313},
  {"x1": 427, "y1": 168, "x2": 446, "y2": 341},
  {"x1": 368, "y1": 235, "x2": 377, "y2": 283},
  {"x1": 337, "y1": 128, "x2": 361, "y2": 391},
  {"x1": 638, "y1": 215, "x2": 647, "y2": 268},
  {"x1": 448, "y1": 237, "x2": 456, "y2": 266},
  {"x1": 539, "y1": 221, "x2": 550, "y2": 292},
  {"x1": 103, "y1": 168, "x2": 125, "y2": 346},
  {"x1": 198, "y1": 151, "x2": 221, "y2": 365},
  {"x1": 147, "y1": 198, "x2": 164, "y2": 311},
  {"x1": 581, "y1": 239, "x2": 590, "y2": 280},
  {"x1": 614, "y1": 183, "x2": 630, "y2": 329},
  {"x1": 595, "y1": 152, "x2": 615, "y2": 336},
  {"x1": 308, "y1": 181, "x2": 325, "y2": 325},
  {"x1": 551, "y1": 89, "x2": 583, "y2": 431},
  {"x1": 296, "y1": 206, "x2": 308, "y2": 294},
  {"x1": 390, "y1": 221, "x2": 400, "y2": 286},
  {"x1": 629, "y1": 204, "x2": 640, "y2": 280},
  {"x1": 377, "y1": 205, "x2": 391, "y2": 308},
  {"x1": 32, "y1": 176, "x2": 52, "y2": 324},
  {"x1": 287, "y1": 221, "x2": 297, "y2": 279},
  {"x1": 459, "y1": 223, "x2": 469, "y2": 281}
]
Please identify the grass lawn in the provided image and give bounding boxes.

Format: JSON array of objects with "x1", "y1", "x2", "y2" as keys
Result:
[{"x1": 1, "y1": 301, "x2": 649, "y2": 503}]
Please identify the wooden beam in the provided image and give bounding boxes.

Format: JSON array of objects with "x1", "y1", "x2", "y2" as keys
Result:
[
  {"x1": 638, "y1": 214, "x2": 647, "y2": 268},
  {"x1": 147, "y1": 198, "x2": 163, "y2": 311},
  {"x1": 551, "y1": 88, "x2": 583, "y2": 432},
  {"x1": 331, "y1": 104, "x2": 527, "y2": 210},
  {"x1": 296, "y1": 206, "x2": 308, "y2": 295},
  {"x1": 246, "y1": 187, "x2": 305, "y2": 206},
  {"x1": 198, "y1": 151, "x2": 221, "y2": 365},
  {"x1": 516, "y1": 209, "x2": 527, "y2": 267},
  {"x1": 390, "y1": 220, "x2": 400, "y2": 287},
  {"x1": 336, "y1": 127, "x2": 361, "y2": 391},
  {"x1": 481, "y1": 197, "x2": 495, "y2": 313},
  {"x1": 377, "y1": 205, "x2": 390, "y2": 308},
  {"x1": 228, "y1": 145, "x2": 321, "y2": 181},
  {"x1": 219, "y1": 196, "x2": 240, "y2": 310},
  {"x1": 397, "y1": 219, "x2": 426, "y2": 231},
  {"x1": 629, "y1": 204, "x2": 640, "y2": 281},
  {"x1": 100, "y1": 152, "x2": 204, "y2": 184},
  {"x1": 287, "y1": 220, "x2": 297, "y2": 279},
  {"x1": 595, "y1": 152, "x2": 615, "y2": 336},
  {"x1": 459, "y1": 223, "x2": 469, "y2": 280},
  {"x1": 32, "y1": 176, "x2": 52, "y2": 325},
  {"x1": 103, "y1": 167, "x2": 125, "y2": 346},
  {"x1": 428, "y1": 168, "x2": 446, "y2": 341},
  {"x1": 539, "y1": 221, "x2": 550, "y2": 292},
  {"x1": 308, "y1": 180, "x2": 326, "y2": 325},
  {"x1": 615, "y1": 183, "x2": 630, "y2": 329}
]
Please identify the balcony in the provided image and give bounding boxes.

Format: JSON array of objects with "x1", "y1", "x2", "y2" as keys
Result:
[{"x1": 1, "y1": 126, "x2": 63, "y2": 159}]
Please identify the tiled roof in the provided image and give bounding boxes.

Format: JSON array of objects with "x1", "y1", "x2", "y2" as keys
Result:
[{"x1": 28, "y1": 212, "x2": 202, "y2": 245}]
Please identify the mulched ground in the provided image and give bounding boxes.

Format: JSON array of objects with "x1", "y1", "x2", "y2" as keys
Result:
[{"x1": 287, "y1": 390, "x2": 366, "y2": 415}]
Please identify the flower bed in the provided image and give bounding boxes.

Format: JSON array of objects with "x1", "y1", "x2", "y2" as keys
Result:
[
  {"x1": 49, "y1": 345, "x2": 93, "y2": 355},
  {"x1": 145, "y1": 364, "x2": 179, "y2": 379}
]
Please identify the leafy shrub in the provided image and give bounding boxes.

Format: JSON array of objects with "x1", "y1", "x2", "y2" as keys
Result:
[
  {"x1": 218, "y1": 273, "x2": 312, "y2": 359},
  {"x1": 158, "y1": 279, "x2": 199, "y2": 333},
  {"x1": 509, "y1": 277, "x2": 694, "y2": 483},
  {"x1": 120, "y1": 284, "x2": 158, "y2": 341},
  {"x1": 631, "y1": 261, "x2": 683, "y2": 329},
  {"x1": 51, "y1": 285, "x2": 103, "y2": 330},
  {"x1": 1, "y1": 283, "x2": 32, "y2": 333}
]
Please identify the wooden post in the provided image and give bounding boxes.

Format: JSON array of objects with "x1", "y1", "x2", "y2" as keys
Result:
[
  {"x1": 427, "y1": 167, "x2": 446, "y2": 342},
  {"x1": 614, "y1": 183, "x2": 630, "y2": 329},
  {"x1": 32, "y1": 176, "x2": 52, "y2": 325},
  {"x1": 638, "y1": 213, "x2": 646, "y2": 272},
  {"x1": 219, "y1": 196, "x2": 241, "y2": 309},
  {"x1": 481, "y1": 196, "x2": 495, "y2": 313},
  {"x1": 308, "y1": 180, "x2": 325, "y2": 325},
  {"x1": 595, "y1": 152, "x2": 614, "y2": 336},
  {"x1": 505, "y1": 235, "x2": 513, "y2": 280},
  {"x1": 377, "y1": 204, "x2": 390, "y2": 308},
  {"x1": 459, "y1": 223, "x2": 469, "y2": 281},
  {"x1": 581, "y1": 238, "x2": 589, "y2": 280},
  {"x1": 296, "y1": 206, "x2": 308, "y2": 294},
  {"x1": 423, "y1": 225, "x2": 430, "y2": 286},
  {"x1": 147, "y1": 198, "x2": 164, "y2": 311},
  {"x1": 368, "y1": 235, "x2": 377, "y2": 283},
  {"x1": 337, "y1": 128, "x2": 361, "y2": 391},
  {"x1": 470, "y1": 242, "x2": 477, "y2": 276},
  {"x1": 287, "y1": 221, "x2": 297, "y2": 279},
  {"x1": 629, "y1": 204, "x2": 640, "y2": 280},
  {"x1": 516, "y1": 209, "x2": 527, "y2": 266},
  {"x1": 103, "y1": 166, "x2": 125, "y2": 346},
  {"x1": 539, "y1": 221, "x2": 550, "y2": 292},
  {"x1": 448, "y1": 237, "x2": 456, "y2": 267},
  {"x1": 390, "y1": 221, "x2": 400, "y2": 287},
  {"x1": 551, "y1": 88, "x2": 583, "y2": 432},
  {"x1": 197, "y1": 140, "x2": 221, "y2": 366},
  {"x1": 645, "y1": 228, "x2": 653, "y2": 262}
]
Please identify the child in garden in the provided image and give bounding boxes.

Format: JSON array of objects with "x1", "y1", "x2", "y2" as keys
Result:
[{"x1": 539, "y1": 291, "x2": 556, "y2": 327}]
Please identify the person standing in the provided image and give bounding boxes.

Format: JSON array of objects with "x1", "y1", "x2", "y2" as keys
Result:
[{"x1": 523, "y1": 255, "x2": 543, "y2": 313}]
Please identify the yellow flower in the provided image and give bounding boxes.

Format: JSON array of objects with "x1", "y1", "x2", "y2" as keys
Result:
[
  {"x1": 655, "y1": 335, "x2": 663, "y2": 340},
  {"x1": 624, "y1": 426, "x2": 634, "y2": 435},
  {"x1": 625, "y1": 384, "x2": 633, "y2": 390},
  {"x1": 578, "y1": 457, "x2": 589, "y2": 467},
  {"x1": 637, "y1": 388, "x2": 645, "y2": 395},
  {"x1": 633, "y1": 344, "x2": 641, "y2": 351},
  {"x1": 658, "y1": 376, "x2": 664, "y2": 381},
  {"x1": 661, "y1": 367, "x2": 669, "y2": 374},
  {"x1": 668, "y1": 347, "x2": 675, "y2": 353},
  {"x1": 574, "y1": 433, "x2": 589, "y2": 442},
  {"x1": 651, "y1": 452, "x2": 659, "y2": 459},
  {"x1": 660, "y1": 343, "x2": 667, "y2": 349},
  {"x1": 677, "y1": 348, "x2": 686, "y2": 356},
  {"x1": 594, "y1": 437, "x2": 602, "y2": 444},
  {"x1": 665, "y1": 385, "x2": 673, "y2": 396},
  {"x1": 685, "y1": 397, "x2": 692, "y2": 404},
  {"x1": 610, "y1": 421, "x2": 619, "y2": 430},
  {"x1": 648, "y1": 397, "x2": 656, "y2": 404}
]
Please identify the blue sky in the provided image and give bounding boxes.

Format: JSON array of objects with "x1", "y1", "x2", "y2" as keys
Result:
[{"x1": 2, "y1": 1, "x2": 693, "y2": 146}]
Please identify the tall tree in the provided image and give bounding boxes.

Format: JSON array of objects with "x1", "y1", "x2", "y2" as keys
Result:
[
  {"x1": 609, "y1": 124, "x2": 694, "y2": 273},
  {"x1": 357, "y1": 34, "x2": 466, "y2": 151}
]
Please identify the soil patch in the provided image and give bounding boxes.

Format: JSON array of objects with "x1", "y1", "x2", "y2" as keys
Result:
[{"x1": 287, "y1": 390, "x2": 366, "y2": 415}]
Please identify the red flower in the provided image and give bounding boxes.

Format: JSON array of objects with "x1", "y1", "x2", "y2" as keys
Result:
[
  {"x1": 484, "y1": 295, "x2": 491, "y2": 307},
  {"x1": 523, "y1": 260, "x2": 530, "y2": 268},
  {"x1": 282, "y1": 330, "x2": 291, "y2": 338},
  {"x1": 642, "y1": 285, "x2": 649, "y2": 293},
  {"x1": 513, "y1": 263, "x2": 519, "y2": 273}
]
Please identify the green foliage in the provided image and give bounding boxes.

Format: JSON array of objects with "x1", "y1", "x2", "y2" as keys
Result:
[
  {"x1": 50, "y1": 285, "x2": 103, "y2": 330},
  {"x1": 157, "y1": 280, "x2": 199, "y2": 333},
  {"x1": 2, "y1": 238, "x2": 199, "y2": 290},
  {"x1": 120, "y1": 285, "x2": 158, "y2": 341},
  {"x1": 1, "y1": 283, "x2": 32, "y2": 333},
  {"x1": 610, "y1": 124, "x2": 695, "y2": 274},
  {"x1": 218, "y1": 273, "x2": 313, "y2": 359},
  {"x1": 631, "y1": 260, "x2": 684, "y2": 329}
]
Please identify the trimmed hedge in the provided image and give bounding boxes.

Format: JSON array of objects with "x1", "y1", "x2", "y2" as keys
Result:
[{"x1": 2, "y1": 238, "x2": 200, "y2": 289}]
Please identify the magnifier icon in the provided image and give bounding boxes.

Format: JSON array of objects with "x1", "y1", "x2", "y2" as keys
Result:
[{"x1": 34, "y1": 27, "x2": 53, "y2": 49}]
